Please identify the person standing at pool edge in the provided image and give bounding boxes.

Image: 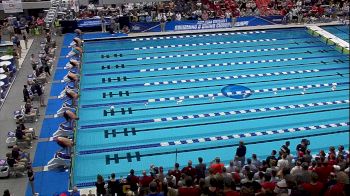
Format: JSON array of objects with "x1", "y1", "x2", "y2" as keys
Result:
[
  {"x1": 160, "y1": 17, "x2": 166, "y2": 32},
  {"x1": 101, "y1": 16, "x2": 106, "y2": 33},
  {"x1": 236, "y1": 141, "x2": 247, "y2": 167}
]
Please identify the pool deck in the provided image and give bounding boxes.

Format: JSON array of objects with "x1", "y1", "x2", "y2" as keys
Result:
[{"x1": 0, "y1": 21, "x2": 348, "y2": 196}]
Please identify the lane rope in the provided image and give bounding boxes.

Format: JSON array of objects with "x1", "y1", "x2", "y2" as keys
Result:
[{"x1": 80, "y1": 99, "x2": 349, "y2": 129}]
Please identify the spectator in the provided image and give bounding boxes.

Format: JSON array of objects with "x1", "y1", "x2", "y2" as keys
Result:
[
  {"x1": 273, "y1": 169, "x2": 290, "y2": 195},
  {"x1": 261, "y1": 173, "x2": 276, "y2": 193},
  {"x1": 139, "y1": 170, "x2": 153, "y2": 195},
  {"x1": 235, "y1": 141, "x2": 246, "y2": 166},
  {"x1": 170, "y1": 163, "x2": 181, "y2": 184},
  {"x1": 27, "y1": 166, "x2": 38, "y2": 196},
  {"x1": 210, "y1": 157, "x2": 224, "y2": 174},
  {"x1": 251, "y1": 154, "x2": 261, "y2": 169},
  {"x1": 324, "y1": 171, "x2": 349, "y2": 196},
  {"x1": 223, "y1": 177, "x2": 239, "y2": 196},
  {"x1": 266, "y1": 150, "x2": 277, "y2": 167},
  {"x1": 3, "y1": 189, "x2": 11, "y2": 196},
  {"x1": 298, "y1": 162, "x2": 312, "y2": 183},
  {"x1": 178, "y1": 176, "x2": 200, "y2": 196},
  {"x1": 280, "y1": 141, "x2": 291, "y2": 155},
  {"x1": 182, "y1": 160, "x2": 196, "y2": 180},
  {"x1": 23, "y1": 85, "x2": 31, "y2": 102},
  {"x1": 71, "y1": 186, "x2": 80, "y2": 196},
  {"x1": 243, "y1": 158, "x2": 258, "y2": 173},
  {"x1": 95, "y1": 174, "x2": 106, "y2": 196},
  {"x1": 156, "y1": 166, "x2": 165, "y2": 183},
  {"x1": 31, "y1": 80, "x2": 45, "y2": 106},
  {"x1": 302, "y1": 172, "x2": 323, "y2": 196},
  {"x1": 148, "y1": 181, "x2": 164, "y2": 196},
  {"x1": 277, "y1": 153, "x2": 290, "y2": 171},
  {"x1": 107, "y1": 173, "x2": 121, "y2": 196},
  {"x1": 126, "y1": 169, "x2": 139, "y2": 194},
  {"x1": 195, "y1": 157, "x2": 206, "y2": 181}
]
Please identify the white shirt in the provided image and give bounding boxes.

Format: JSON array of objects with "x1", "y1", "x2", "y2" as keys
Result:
[
  {"x1": 277, "y1": 159, "x2": 289, "y2": 170},
  {"x1": 87, "y1": 3, "x2": 95, "y2": 10},
  {"x1": 290, "y1": 165, "x2": 302, "y2": 176}
]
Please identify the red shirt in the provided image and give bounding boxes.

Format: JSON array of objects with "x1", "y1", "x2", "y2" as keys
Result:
[
  {"x1": 302, "y1": 182, "x2": 324, "y2": 196},
  {"x1": 261, "y1": 181, "x2": 276, "y2": 191},
  {"x1": 170, "y1": 169, "x2": 181, "y2": 183},
  {"x1": 139, "y1": 175, "x2": 153, "y2": 187},
  {"x1": 325, "y1": 183, "x2": 345, "y2": 196},
  {"x1": 210, "y1": 163, "x2": 224, "y2": 174},
  {"x1": 181, "y1": 166, "x2": 196, "y2": 179},
  {"x1": 178, "y1": 187, "x2": 200, "y2": 196},
  {"x1": 225, "y1": 190, "x2": 240, "y2": 196},
  {"x1": 314, "y1": 166, "x2": 333, "y2": 183}
]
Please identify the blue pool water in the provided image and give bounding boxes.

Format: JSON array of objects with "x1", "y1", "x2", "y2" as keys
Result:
[
  {"x1": 73, "y1": 27, "x2": 349, "y2": 187},
  {"x1": 322, "y1": 25, "x2": 350, "y2": 42}
]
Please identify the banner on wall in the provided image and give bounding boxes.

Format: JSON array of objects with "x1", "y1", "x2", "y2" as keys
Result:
[
  {"x1": 77, "y1": 18, "x2": 111, "y2": 28},
  {"x1": 2, "y1": 0, "x2": 23, "y2": 13},
  {"x1": 73, "y1": 15, "x2": 283, "y2": 31},
  {"x1": 130, "y1": 16, "x2": 283, "y2": 32}
]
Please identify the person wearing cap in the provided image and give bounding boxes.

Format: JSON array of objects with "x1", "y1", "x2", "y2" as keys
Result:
[
  {"x1": 65, "y1": 59, "x2": 80, "y2": 70},
  {"x1": 74, "y1": 29, "x2": 83, "y2": 38}
]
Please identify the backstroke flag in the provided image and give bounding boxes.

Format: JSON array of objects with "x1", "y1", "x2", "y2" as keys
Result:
[{"x1": 2, "y1": 0, "x2": 23, "y2": 13}]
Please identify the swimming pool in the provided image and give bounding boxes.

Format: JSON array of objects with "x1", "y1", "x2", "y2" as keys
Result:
[
  {"x1": 73, "y1": 27, "x2": 349, "y2": 187},
  {"x1": 322, "y1": 25, "x2": 350, "y2": 42}
]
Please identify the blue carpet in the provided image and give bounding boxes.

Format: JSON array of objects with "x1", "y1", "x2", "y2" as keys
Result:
[
  {"x1": 60, "y1": 48, "x2": 72, "y2": 57},
  {"x1": 63, "y1": 33, "x2": 76, "y2": 46},
  {"x1": 50, "y1": 83, "x2": 66, "y2": 96},
  {"x1": 45, "y1": 99, "x2": 65, "y2": 115},
  {"x1": 57, "y1": 58, "x2": 69, "y2": 68},
  {"x1": 32, "y1": 141, "x2": 61, "y2": 167},
  {"x1": 40, "y1": 117, "x2": 65, "y2": 138},
  {"x1": 83, "y1": 32, "x2": 127, "y2": 40},
  {"x1": 54, "y1": 69, "x2": 68, "y2": 81},
  {"x1": 25, "y1": 171, "x2": 69, "y2": 196}
]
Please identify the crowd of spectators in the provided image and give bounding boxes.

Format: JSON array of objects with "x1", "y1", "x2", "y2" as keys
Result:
[
  {"x1": 60, "y1": 0, "x2": 349, "y2": 24},
  {"x1": 1, "y1": 18, "x2": 57, "y2": 196},
  {"x1": 92, "y1": 140, "x2": 349, "y2": 196}
]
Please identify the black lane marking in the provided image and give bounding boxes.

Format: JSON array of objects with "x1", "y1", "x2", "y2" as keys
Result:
[
  {"x1": 85, "y1": 48, "x2": 333, "y2": 67},
  {"x1": 99, "y1": 105, "x2": 350, "y2": 135},
  {"x1": 100, "y1": 129, "x2": 350, "y2": 161},
  {"x1": 110, "y1": 72, "x2": 349, "y2": 95},
  {"x1": 90, "y1": 40, "x2": 321, "y2": 57},
  {"x1": 105, "y1": 59, "x2": 350, "y2": 81},
  {"x1": 106, "y1": 88, "x2": 349, "y2": 114}
]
